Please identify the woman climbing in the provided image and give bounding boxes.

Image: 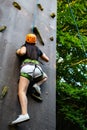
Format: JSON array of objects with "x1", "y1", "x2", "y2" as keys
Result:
[{"x1": 11, "y1": 33, "x2": 49, "y2": 124}]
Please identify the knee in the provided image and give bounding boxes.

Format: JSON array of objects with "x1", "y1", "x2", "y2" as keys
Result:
[
  {"x1": 18, "y1": 90, "x2": 24, "y2": 97},
  {"x1": 43, "y1": 76, "x2": 48, "y2": 82},
  {"x1": 18, "y1": 90, "x2": 22, "y2": 97},
  {"x1": 43, "y1": 73, "x2": 48, "y2": 79}
]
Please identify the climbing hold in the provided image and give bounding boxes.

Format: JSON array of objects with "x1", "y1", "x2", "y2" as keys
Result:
[
  {"x1": 50, "y1": 36, "x2": 54, "y2": 41},
  {"x1": 33, "y1": 26, "x2": 44, "y2": 45},
  {"x1": 0, "y1": 86, "x2": 9, "y2": 100},
  {"x1": 45, "y1": 92, "x2": 48, "y2": 95},
  {"x1": 0, "y1": 26, "x2": 7, "y2": 32},
  {"x1": 50, "y1": 13, "x2": 56, "y2": 18},
  {"x1": 12, "y1": 2, "x2": 21, "y2": 10},
  {"x1": 37, "y1": 3, "x2": 44, "y2": 11}
]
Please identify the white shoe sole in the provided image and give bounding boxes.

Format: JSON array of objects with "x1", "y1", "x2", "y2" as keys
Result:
[{"x1": 11, "y1": 118, "x2": 30, "y2": 125}]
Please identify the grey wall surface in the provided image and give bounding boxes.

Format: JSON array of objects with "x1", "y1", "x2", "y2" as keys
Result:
[{"x1": 0, "y1": 0, "x2": 56, "y2": 130}]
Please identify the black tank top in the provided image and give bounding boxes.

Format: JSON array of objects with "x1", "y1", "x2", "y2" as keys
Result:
[{"x1": 24, "y1": 43, "x2": 43, "y2": 61}]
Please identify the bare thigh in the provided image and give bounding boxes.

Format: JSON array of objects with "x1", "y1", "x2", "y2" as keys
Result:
[{"x1": 18, "y1": 76, "x2": 30, "y2": 93}]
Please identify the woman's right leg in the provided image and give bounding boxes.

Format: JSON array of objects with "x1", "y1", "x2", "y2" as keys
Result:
[
  {"x1": 18, "y1": 76, "x2": 30, "y2": 115},
  {"x1": 11, "y1": 76, "x2": 30, "y2": 124}
]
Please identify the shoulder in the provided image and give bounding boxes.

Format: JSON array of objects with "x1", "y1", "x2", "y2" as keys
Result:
[
  {"x1": 36, "y1": 46, "x2": 43, "y2": 56},
  {"x1": 35, "y1": 45, "x2": 41, "y2": 50},
  {"x1": 21, "y1": 43, "x2": 26, "y2": 47}
]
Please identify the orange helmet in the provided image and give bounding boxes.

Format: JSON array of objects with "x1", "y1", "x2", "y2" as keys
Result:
[{"x1": 25, "y1": 34, "x2": 37, "y2": 44}]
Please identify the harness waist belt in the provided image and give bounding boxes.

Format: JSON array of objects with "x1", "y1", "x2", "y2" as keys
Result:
[{"x1": 23, "y1": 59, "x2": 39, "y2": 65}]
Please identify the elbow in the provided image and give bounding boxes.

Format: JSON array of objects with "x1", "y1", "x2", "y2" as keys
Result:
[
  {"x1": 16, "y1": 49, "x2": 24, "y2": 56},
  {"x1": 41, "y1": 54, "x2": 49, "y2": 62},
  {"x1": 46, "y1": 57, "x2": 49, "y2": 62},
  {"x1": 16, "y1": 47, "x2": 26, "y2": 56},
  {"x1": 20, "y1": 50, "x2": 25, "y2": 55},
  {"x1": 44, "y1": 56, "x2": 49, "y2": 62},
  {"x1": 16, "y1": 49, "x2": 21, "y2": 55}
]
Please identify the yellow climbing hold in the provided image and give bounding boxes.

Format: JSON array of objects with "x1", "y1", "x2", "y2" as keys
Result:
[
  {"x1": 0, "y1": 86, "x2": 9, "y2": 100},
  {"x1": 50, "y1": 13, "x2": 56, "y2": 18},
  {"x1": 50, "y1": 36, "x2": 54, "y2": 41},
  {"x1": 0, "y1": 26, "x2": 7, "y2": 32},
  {"x1": 12, "y1": 2, "x2": 21, "y2": 10},
  {"x1": 37, "y1": 4, "x2": 44, "y2": 11}
]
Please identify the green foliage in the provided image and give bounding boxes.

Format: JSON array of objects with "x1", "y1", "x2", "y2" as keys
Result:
[
  {"x1": 56, "y1": 0, "x2": 87, "y2": 129},
  {"x1": 57, "y1": 81, "x2": 87, "y2": 130}
]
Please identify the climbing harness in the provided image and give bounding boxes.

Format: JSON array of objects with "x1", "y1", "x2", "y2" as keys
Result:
[
  {"x1": 21, "y1": 59, "x2": 43, "y2": 81},
  {"x1": 22, "y1": 59, "x2": 39, "y2": 65},
  {"x1": 32, "y1": 64, "x2": 43, "y2": 82}
]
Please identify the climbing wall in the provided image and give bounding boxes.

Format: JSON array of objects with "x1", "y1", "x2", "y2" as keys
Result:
[{"x1": 0, "y1": 0, "x2": 56, "y2": 130}]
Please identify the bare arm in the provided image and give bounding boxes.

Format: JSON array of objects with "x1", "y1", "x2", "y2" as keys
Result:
[
  {"x1": 40, "y1": 53, "x2": 49, "y2": 62},
  {"x1": 16, "y1": 46, "x2": 26, "y2": 56}
]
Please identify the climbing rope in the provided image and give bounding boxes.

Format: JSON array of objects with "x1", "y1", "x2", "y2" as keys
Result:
[
  {"x1": 32, "y1": 0, "x2": 39, "y2": 33},
  {"x1": 31, "y1": 0, "x2": 45, "y2": 45},
  {"x1": 67, "y1": 0, "x2": 86, "y2": 55}
]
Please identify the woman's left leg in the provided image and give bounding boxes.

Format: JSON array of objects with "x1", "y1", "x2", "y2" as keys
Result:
[{"x1": 33, "y1": 72, "x2": 48, "y2": 95}]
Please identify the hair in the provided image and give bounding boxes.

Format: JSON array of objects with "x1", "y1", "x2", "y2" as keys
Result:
[{"x1": 25, "y1": 42, "x2": 38, "y2": 60}]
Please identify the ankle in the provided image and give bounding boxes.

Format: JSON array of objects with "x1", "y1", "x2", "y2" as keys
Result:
[
  {"x1": 22, "y1": 113, "x2": 28, "y2": 115},
  {"x1": 33, "y1": 84, "x2": 38, "y2": 87}
]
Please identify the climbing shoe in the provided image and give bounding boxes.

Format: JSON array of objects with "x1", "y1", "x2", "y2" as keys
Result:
[
  {"x1": 11, "y1": 114, "x2": 30, "y2": 125},
  {"x1": 31, "y1": 91, "x2": 43, "y2": 102},
  {"x1": 33, "y1": 84, "x2": 41, "y2": 95}
]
